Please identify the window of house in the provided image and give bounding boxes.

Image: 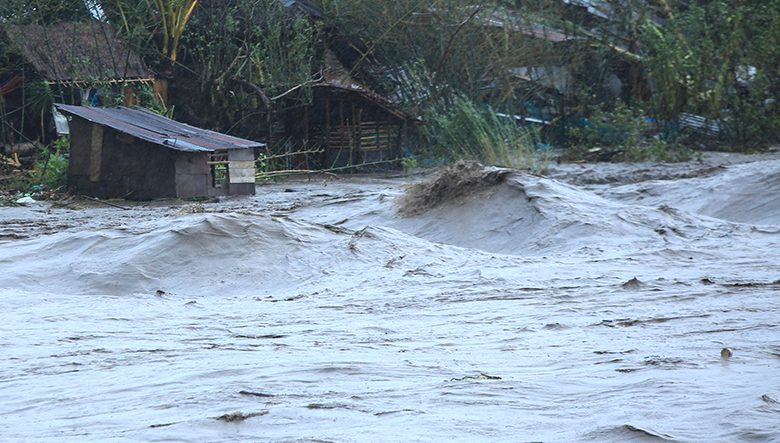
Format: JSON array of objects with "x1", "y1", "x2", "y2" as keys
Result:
[{"x1": 208, "y1": 152, "x2": 229, "y2": 188}]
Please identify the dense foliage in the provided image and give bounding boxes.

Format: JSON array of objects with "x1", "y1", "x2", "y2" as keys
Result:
[
  {"x1": 2, "y1": 0, "x2": 779, "y2": 175},
  {"x1": 642, "y1": 1, "x2": 780, "y2": 148}
]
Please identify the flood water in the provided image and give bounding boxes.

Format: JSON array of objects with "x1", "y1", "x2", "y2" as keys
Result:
[{"x1": 1, "y1": 153, "x2": 779, "y2": 442}]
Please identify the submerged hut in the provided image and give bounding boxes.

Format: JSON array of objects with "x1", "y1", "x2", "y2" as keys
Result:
[{"x1": 56, "y1": 105, "x2": 262, "y2": 200}]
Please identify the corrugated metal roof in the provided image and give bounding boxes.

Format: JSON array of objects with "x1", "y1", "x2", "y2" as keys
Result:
[
  {"x1": 280, "y1": 0, "x2": 323, "y2": 19},
  {"x1": 483, "y1": 15, "x2": 578, "y2": 43},
  {"x1": 562, "y1": 0, "x2": 612, "y2": 20},
  {"x1": 56, "y1": 105, "x2": 265, "y2": 152}
]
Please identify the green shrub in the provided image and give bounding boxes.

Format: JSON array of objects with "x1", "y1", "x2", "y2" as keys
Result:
[
  {"x1": 565, "y1": 102, "x2": 692, "y2": 162},
  {"x1": 421, "y1": 96, "x2": 543, "y2": 171},
  {"x1": 32, "y1": 136, "x2": 69, "y2": 190}
]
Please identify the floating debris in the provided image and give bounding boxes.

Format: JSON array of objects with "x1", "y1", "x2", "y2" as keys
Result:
[
  {"x1": 621, "y1": 277, "x2": 644, "y2": 289},
  {"x1": 178, "y1": 203, "x2": 206, "y2": 215},
  {"x1": 721, "y1": 348, "x2": 733, "y2": 359},
  {"x1": 761, "y1": 394, "x2": 778, "y2": 404},
  {"x1": 216, "y1": 411, "x2": 268, "y2": 422},
  {"x1": 239, "y1": 390, "x2": 275, "y2": 398},
  {"x1": 450, "y1": 372, "x2": 502, "y2": 382}
]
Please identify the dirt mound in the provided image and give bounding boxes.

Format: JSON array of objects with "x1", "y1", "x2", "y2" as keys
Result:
[{"x1": 397, "y1": 161, "x2": 513, "y2": 215}]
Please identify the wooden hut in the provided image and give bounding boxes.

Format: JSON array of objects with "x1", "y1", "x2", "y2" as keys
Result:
[
  {"x1": 1, "y1": 21, "x2": 153, "y2": 153},
  {"x1": 288, "y1": 50, "x2": 416, "y2": 169},
  {"x1": 56, "y1": 105, "x2": 262, "y2": 200},
  {"x1": 4, "y1": 21, "x2": 152, "y2": 89}
]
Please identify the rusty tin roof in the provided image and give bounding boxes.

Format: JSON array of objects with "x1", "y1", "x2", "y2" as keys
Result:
[{"x1": 56, "y1": 105, "x2": 264, "y2": 152}]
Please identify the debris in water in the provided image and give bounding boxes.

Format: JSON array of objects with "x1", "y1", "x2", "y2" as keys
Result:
[
  {"x1": 721, "y1": 280, "x2": 780, "y2": 288},
  {"x1": 761, "y1": 394, "x2": 779, "y2": 404},
  {"x1": 721, "y1": 348, "x2": 733, "y2": 359},
  {"x1": 15, "y1": 196, "x2": 39, "y2": 205},
  {"x1": 226, "y1": 329, "x2": 287, "y2": 339},
  {"x1": 239, "y1": 390, "x2": 275, "y2": 398},
  {"x1": 155, "y1": 289, "x2": 166, "y2": 297},
  {"x1": 178, "y1": 203, "x2": 205, "y2": 214},
  {"x1": 398, "y1": 160, "x2": 511, "y2": 215},
  {"x1": 543, "y1": 322, "x2": 567, "y2": 330},
  {"x1": 621, "y1": 277, "x2": 644, "y2": 289},
  {"x1": 347, "y1": 227, "x2": 374, "y2": 251},
  {"x1": 216, "y1": 411, "x2": 268, "y2": 422},
  {"x1": 450, "y1": 372, "x2": 502, "y2": 382},
  {"x1": 622, "y1": 424, "x2": 675, "y2": 440},
  {"x1": 320, "y1": 223, "x2": 350, "y2": 234},
  {"x1": 404, "y1": 266, "x2": 440, "y2": 278},
  {"x1": 385, "y1": 255, "x2": 406, "y2": 268}
]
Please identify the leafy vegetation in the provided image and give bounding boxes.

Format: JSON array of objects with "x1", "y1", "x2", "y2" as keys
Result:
[
  {"x1": 176, "y1": 0, "x2": 321, "y2": 138},
  {"x1": 1, "y1": 0, "x2": 779, "y2": 188},
  {"x1": 641, "y1": 2, "x2": 780, "y2": 149},
  {"x1": 31, "y1": 135, "x2": 69, "y2": 190},
  {"x1": 421, "y1": 96, "x2": 544, "y2": 171}
]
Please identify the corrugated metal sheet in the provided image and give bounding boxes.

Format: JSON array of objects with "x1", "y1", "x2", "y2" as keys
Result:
[
  {"x1": 280, "y1": 0, "x2": 323, "y2": 19},
  {"x1": 483, "y1": 15, "x2": 577, "y2": 43},
  {"x1": 56, "y1": 105, "x2": 265, "y2": 152},
  {"x1": 562, "y1": 0, "x2": 612, "y2": 20},
  {"x1": 680, "y1": 113, "x2": 722, "y2": 137}
]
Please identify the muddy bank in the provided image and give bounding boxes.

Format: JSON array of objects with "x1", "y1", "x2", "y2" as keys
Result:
[{"x1": 1, "y1": 152, "x2": 779, "y2": 441}]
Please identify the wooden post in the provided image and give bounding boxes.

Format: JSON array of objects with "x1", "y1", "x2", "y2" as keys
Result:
[
  {"x1": 302, "y1": 108, "x2": 310, "y2": 169},
  {"x1": 153, "y1": 78, "x2": 168, "y2": 105},
  {"x1": 122, "y1": 83, "x2": 137, "y2": 106},
  {"x1": 325, "y1": 97, "x2": 331, "y2": 150},
  {"x1": 89, "y1": 124, "x2": 103, "y2": 182},
  {"x1": 352, "y1": 102, "x2": 360, "y2": 153},
  {"x1": 339, "y1": 100, "x2": 345, "y2": 162}
]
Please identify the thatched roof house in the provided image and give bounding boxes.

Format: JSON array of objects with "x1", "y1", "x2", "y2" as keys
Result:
[
  {"x1": 1, "y1": 21, "x2": 152, "y2": 151},
  {"x1": 5, "y1": 20, "x2": 151, "y2": 85}
]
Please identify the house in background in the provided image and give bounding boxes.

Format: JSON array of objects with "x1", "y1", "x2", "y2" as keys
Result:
[
  {"x1": 1, "y1": 20, "x2": 153, "y2": 154},
  {"x1": 4, "y1": 20, "x2": 151, "y2": 93},
  {"x1": 56, "y1": 105, "x2": 262, "y2": 200},
  {"x1": 285, "y1": 50, "x2": 416, "y2": 169}
]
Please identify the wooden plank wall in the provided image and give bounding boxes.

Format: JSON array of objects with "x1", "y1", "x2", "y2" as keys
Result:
[
  {"x1": 359, "y1": 122, "x2": 400, "y2": 152},
  {"x1": 318, "y1": 122, "x2": 400, "y2": 152}
]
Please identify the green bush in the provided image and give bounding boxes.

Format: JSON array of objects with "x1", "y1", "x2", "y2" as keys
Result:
[
  {"x1": 32, "y1": 136, "x2": 69, "y2": 190},
  {"x1": 565, "y1": 102, "x2": 692, "y2": 162},
  {"x1": 421, "y1": 96, "x2": 543, "y2": 171}
]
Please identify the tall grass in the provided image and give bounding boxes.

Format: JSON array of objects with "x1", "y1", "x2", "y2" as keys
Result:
[{"x1": 421, "y1": 96, "x2": 540, "y2": 171}]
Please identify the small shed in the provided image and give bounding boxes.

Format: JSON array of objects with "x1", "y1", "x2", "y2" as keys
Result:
[{"x1": 56, "y1": 105, "x2": 262, "y2": 200}]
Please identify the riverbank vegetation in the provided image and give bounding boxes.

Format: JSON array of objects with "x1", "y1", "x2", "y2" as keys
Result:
[{"x1": 1, "y1": 0, "x2": 779, "y2": 194}]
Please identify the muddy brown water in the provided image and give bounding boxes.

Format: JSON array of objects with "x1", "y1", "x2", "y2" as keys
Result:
[{"x1": 1, "y1": 152, "x2": 779, "y2": 442}]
